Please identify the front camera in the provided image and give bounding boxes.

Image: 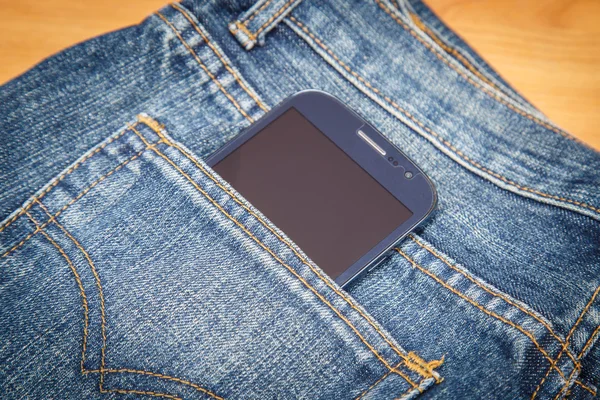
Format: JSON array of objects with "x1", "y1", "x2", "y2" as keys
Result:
[{"x1": 404, "y1": 171, "x2": 413, "y2": 179}]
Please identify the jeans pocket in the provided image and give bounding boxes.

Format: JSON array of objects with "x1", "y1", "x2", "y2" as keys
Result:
[{"x1": 0, "y1": 114, "x2": 444, "y2": 399}]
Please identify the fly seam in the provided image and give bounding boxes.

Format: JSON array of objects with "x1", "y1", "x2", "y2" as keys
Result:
[
  {"x1": 355, "y1": 360, "x2": 405, "y2": 400},
  {"x1": 134, "y1": 125, "x2": 418, "y2": 387},
  {"x1": 373, "y1": 0, "x2": 579, "y2": 144},
  {"x1": 253, "y1": 0, "x2": 298, "y2": 36},
  {"x1": 244, "y1": 0, "x2": 274, "y2": 25},
  {"x1": 409, "y1": 234, "x2": 579, "y2": 367},
  {"x1": 25, "y1": 210, "x2": 91, "y2": 374},
  {"x1": 136, "y1": 115, "x2": 435, "y2": 377},
  {"x1": 286, "y1": 16, "x2": 600, "y2": 216},
  {"x1": 170, "y1": 3, "x2": 268, "y2": 112},
  {"x1": 1, "y1": 147, "x2": 151, "y2": 259},
  {"x1": 155, "y1": 12, "x2": 255, "y2": 123},
  {"x1": 394, "y1": 248, "x2": 568, "y2": 382},
  {"x1": 543, "y1": 286, "x2": 600, "y2": 400},
  {"x1": 0, "y1": 124, "x2": 135, "y2": 235}
]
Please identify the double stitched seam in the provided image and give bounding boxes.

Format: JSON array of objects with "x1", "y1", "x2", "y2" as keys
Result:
[
  {"x1": 10, "y1": 127, "x2": 224, "y2": 399},
  {"x1": 24, "y1": 211, "x2": 90, "y2": 374},
  {"x1": 253, "y1": 0, "x2": 298, "y2": 36},
  {"x1": 532, "y1": 286, "x2": 600, "y2": 400},
  {"x1": 409, "y1": 235, "x2": 579, "y2": 367},
  {"x1": 394, "y1": 248, "x2": 569, "y2": 383},
  {"x1": 155, "y1": 11, "x2": 255, "y2": 123},
  {"x1": 244, "y1": 0, "x2": 275, "y2": 25},
  {"x1": 286, "y1": 16, "x2": 600, "y2": 217},
  {"x1": 0, "y1": 126, "x2": 132, "y2": 235},
  {"x1": 170, "y1": 3, "x2": 268, "y2": 113},
  {"x1": 136, "y1": 114, "x2": 440, "y2": 382},
  {"x1": 131, "y1": 119, "x2": 422, "y2": 387},
  {"x1": 373, "y1": 0, "x2": 579, "y2": 144}
]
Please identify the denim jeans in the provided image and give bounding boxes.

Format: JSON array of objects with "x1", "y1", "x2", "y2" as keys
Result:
[{"x1": 1, "y1": 0, "x2": 599, "y2": 399}]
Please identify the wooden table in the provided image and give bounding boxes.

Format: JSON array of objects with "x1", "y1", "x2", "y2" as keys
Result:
[{"x1": 1, "y1": 0, "x2": 598, "y2": 149}]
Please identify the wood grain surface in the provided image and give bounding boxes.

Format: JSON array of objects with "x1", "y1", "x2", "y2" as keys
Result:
[{"x1": 0, "y1": 0, "x2": 598, "y2": 148}]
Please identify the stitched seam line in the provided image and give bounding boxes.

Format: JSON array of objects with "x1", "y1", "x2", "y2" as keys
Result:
[
  {"x1": 1, "y1": 146, "x2": 151, "y2": 259},
  {"x1": 136, "y1": 114, "x2": 435, "y2": 379},
  {"x1": 356, "y1": 361, "x2": 405, "y2": 400},
  {"x1": 578, "y1": 325, "x2": 600, "y2": 360},
  {"x1": 100, "y1": 387, "x2": 181, "y2": 400},
  {"x1": 540, "y1": 286, "x2": 600, "y2": 400},
  {"x1": 35, "y1": 162, "x2": 224, "y2": 399},
  {"x1": 576, "y1": 380, "x2": 597, "y2": 396},
  {"x1": 130, "y1": 123, "x2": 419, "y2": 387},
  {"x1": 244, "y1": 0, "x2": 274, "y2": 25},
  {"x1": 253, "y1": 0, "x2": 297, "y2": 36},
  {"x1": 0, "y1": 125, "x2": 132, "y2": 235},
  {"x1": 156, "y1": 11, "x2": 254, "y2": 123},
  {"x1": 286, "y1": 16, "x2": 600, "y2": 216},
  {"x1": 373, "y1": 0, "x2": 578, "y2": 144},
  {"x1": 409, "y1": 235, "x2": 578, "y2": 366},
  {"x1": 25, "y1": 212, "x2": 91, "y2": 374},
  {"x1": 170, "y1": 3, "x2": 268, "y2": 112},
  {"x1": 394, "y1": 248, "x2": 567, "y2": 382},
  {"x1": 408, "y1": 12, "x2": 504, "y2": 95}
]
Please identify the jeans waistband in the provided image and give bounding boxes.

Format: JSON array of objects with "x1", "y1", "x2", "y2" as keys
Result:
[{"x1": 179, "y1": 0, "x2": 600, "y2": 221}]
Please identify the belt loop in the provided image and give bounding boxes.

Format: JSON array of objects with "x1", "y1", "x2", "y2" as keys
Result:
[{"x1": 229, "y1": 0, "x2": 303, "y2": 50}]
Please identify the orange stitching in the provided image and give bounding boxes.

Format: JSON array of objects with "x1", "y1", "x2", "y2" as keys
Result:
[
  {"x1": 404, "y1": 352, "x2": 444, "y2": 383},
  {"x1": 170, "y1": 3, "x2": 268, "y2": 112},
  {"x1": 26, "y1": 211, "x2": 91, "y2": 374},
  {"x1": 544, "y1": 286, "x2": 600, "y2": 400},
  {"x1": 394, "y1": 248, "x2": 567, "y2": 382},
  {"x1": 1, "y1": 147, "x2": 151, "y2": 259},
  {"x1": 155, "y1": 12, "x2": 254, "y2": 123},
  {"x1": 578, "y1": 324, "x2": 600, "y2": 359},
  {"x1": 409, "y1": 235, "x2": 579, "y2": 367},
  {"x1": 136, "y1": 115, "x2": 435, "y2": 379},
  {"x1": 233, "y1": 20, "x2": 257, "y2": 42},
  {"x1": 244, "y1": 0, "x2": 274, "y2": 25},
  {"x1": 101, "y1": 387, "x2": 181, "y2": 400},
  {"x1": 576, "y1": 380, "x2": 597, "y2": 396},
  {"x1": 0, "y1": 124, "x2": 135, "y2": 235},
  {"x1": 373, "y1": 0, "x2": 579, "y2": 144},
  {"x1": 132, "y1": 125, "x2": 418, "y2": 387},
  {"x1": 408, "y1": 13, "x2": 503, "y2": 95},
  {"x1": 356, "y1": 361, "x2": 404, "y2": 400},
  {"x1": 254, "y1": 0, "x2": 297, "y2": 36},
  {"x1": 36, "y1": 201, "x2": 109, "y2": 389},
  {"x1": 287, "y1": 17, "x2": 600, "y2": 216}
]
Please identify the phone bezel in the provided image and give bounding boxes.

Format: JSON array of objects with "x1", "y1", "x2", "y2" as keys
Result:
[{"x1": 206, "y1": 90, "x2": 436, "y2": 287}]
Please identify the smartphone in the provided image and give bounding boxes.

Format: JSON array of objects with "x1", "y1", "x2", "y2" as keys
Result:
[{"x1": 207, "y1": 91, "x2": 436, "y2": 287}]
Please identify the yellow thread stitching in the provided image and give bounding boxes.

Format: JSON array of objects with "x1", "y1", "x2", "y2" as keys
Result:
[
  {"x1": 1, "y1": 147, "x2": 151, "y2": 259},
  {"x1": 287, "y1": 16, "x2": 600, "y2": 216},
  {"x1": 170, "y1": 3, "x2": 268, "y2": 112},
  {"x1": 131, "y1": 125, "x2": 418, "y2": 388},
  {"x1": 355, "y1": 360, "x2": 404, "y2": 400},
  {"x1": 25, "y1": 211, "x2": 91, "y2": 374},
  {"x1": 579, "y1": 325, "x2": 600, "y2": 360},
  {"x1": 100, "y1": 387, "x2": 181, "y2": 400},
  {"x1": 254, "y1": 0, "x2": 297, "y2": 36},
  {"x1": 404, "y1": 352, "x2": 444, "y2": 383},
  {"x1": 373, "y1": 0, "x2": 580, "y2": 145},
  {"x1": 0, "y1": 124, "x2": 136, "y2": 235},
  {"x1": 244, "y1": 0, "x2": 275, "y2": 25},
  {"x1": 394, "y1": 248, "x2": 567, "y2": 382},
  {"x1": 409, "y1": 234, "x2": 579, "y2": 367},
  {"x1": 35, "y1": 201, "x2": 109, "y2": 388},
  {"x1": 544, "y1": 286, "x2": 600, "y2": 400},
  {"x1": 234, "y1": 20, "x2": 257, "y2": 42},
  {"x1": 575, "y1": 380, "x2": 597, "y2": 396},
  {"x1": 136, "y1": 115, "x2": 435, "y2": 379},
  {"x1": 155, "y1": 12, "x2": 254, "y2": 123},
  {"x1": 408, "y1": 13, "x2": 503, "y2": 94}
]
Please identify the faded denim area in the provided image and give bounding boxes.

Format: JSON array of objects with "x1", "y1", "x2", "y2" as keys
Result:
[{"x1": 0, "y1": 0, "x2": 599, "y2": 399}]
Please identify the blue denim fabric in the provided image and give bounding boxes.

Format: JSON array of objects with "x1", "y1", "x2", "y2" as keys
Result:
[{"x1": 1, "y1": 0, "x2": 599, "y2": 399}]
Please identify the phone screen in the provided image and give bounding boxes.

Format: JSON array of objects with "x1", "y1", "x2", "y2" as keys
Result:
[{"x1": 213, "y1": 108, "x2": 413, "y2": 279}]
